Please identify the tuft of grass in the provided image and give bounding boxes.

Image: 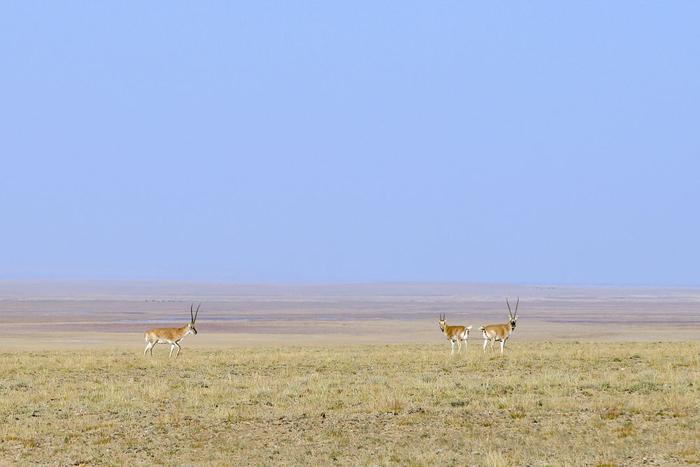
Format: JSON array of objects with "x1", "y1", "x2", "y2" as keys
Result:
[
  {"x1": 509, "y1": 406, "x2": 526, "y2": 419},
  {"x1": 484, "y1": 450, "x2": 509, "y2": 467},
  {"x1": 386, "y1": 396, "x2": 404, "y2": 415},
  {"x1": 616, "y1": 421, "x2": 636, "y2": 438}
]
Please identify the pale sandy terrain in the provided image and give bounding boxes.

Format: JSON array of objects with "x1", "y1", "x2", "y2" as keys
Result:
[{"x1": 0, "y1": 281, "x2": 698, "y2": 350}]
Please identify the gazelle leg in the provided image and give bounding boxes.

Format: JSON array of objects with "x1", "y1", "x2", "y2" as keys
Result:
[
  {"x1": 169, "y1": 344, "x2": 176, "y2": 358},
  {"x1": 144, "y1": 342, "x2": 152, "y2": 356},
  {"x1": 482, "y1": 338, "x2": 488, "y2": 352},
  {"x1": 175, "y1": 342, "x2": 182, "y2": 358},
  {"x1": 456, "y1": 339, "x2": 462, "y2": 353},
  {"x1": 500, "y1": 340, "x2": 505, "y2": 355},
  {"x1": 463, "y1": 338, "x2": 468, "y2": 354},
  {"x1": 150, "y1": 342, "x2": 156, "y2": 356},
  {"x1": 450, "y1": 340, "x2": 455, "y2": 355}
]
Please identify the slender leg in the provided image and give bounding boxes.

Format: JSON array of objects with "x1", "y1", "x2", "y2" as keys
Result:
[
  {"x1": 150, "y1": 342, "x2": 156, "y2": 356},
  {"x1": 463, "y1": 338, "x2": 468, "y2": 355},
  {"x1": 144, "y1": 342, "x2": 151, "y2": 356},
  {"x1": 482, "y1": 338, "x2": 488, "y2": 353},
  {"x1": 456, "y1": 339, "x2": 462, "y2": 353},
  {"x1": 500, "y1": 340, "x2": 505, "y2": 355},
  {"x1": 450, "y1": 340, "x2": 455, "y2": 355},
  {"x1": 169, "y1": 344, "x2": 175, "y2": 358},
  {"x1": 175, "y1": 342, "x2": 182, "y2": 358}
]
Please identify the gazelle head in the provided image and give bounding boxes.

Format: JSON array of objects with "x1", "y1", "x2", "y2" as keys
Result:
[
  {"x1": 506, "y1": 297, "x2": 519, "y2": 329},
  {"x1": 188, "y1": 303, "x2": 200, "y2": 335},
  {"x1": 438, "y1": 313, "x2": 447, "y2": 332}
]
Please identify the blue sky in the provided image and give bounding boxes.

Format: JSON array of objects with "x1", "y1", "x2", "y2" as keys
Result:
[{"x1": 1, "y1": 2, "x2": 699, "y2": 284}]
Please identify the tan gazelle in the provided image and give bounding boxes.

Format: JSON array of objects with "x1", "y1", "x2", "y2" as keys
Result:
[
  {"x1": 480, "y1": 298, "x2": 519, "y2": 354},
  {"x1": 144, "y1": 303, "x2": 200, "y2": 358},
  {"x1": 438, "y1": 313, "x2": 473, "y2": 355}
]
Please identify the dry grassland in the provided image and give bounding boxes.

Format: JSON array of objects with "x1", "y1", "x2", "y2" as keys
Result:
[{"x1": 0, "y1": 342, "x2": 698, "y2": 466}]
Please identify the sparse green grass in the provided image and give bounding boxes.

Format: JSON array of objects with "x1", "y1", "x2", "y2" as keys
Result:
[{"x1": 0, "y1": 342, "x2": 698, "y2": 465}]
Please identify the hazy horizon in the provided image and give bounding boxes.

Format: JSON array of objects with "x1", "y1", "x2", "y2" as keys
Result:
[{"x1": 2, "y1": 2, "x2": 699, "y2": 285}]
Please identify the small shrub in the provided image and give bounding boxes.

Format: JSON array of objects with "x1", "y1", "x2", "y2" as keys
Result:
[{"x1": 625, "y1": 381, "x2": 662, "y2": 394}]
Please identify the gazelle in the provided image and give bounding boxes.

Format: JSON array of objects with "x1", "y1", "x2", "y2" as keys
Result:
[
  {"x1": 438, "y1": 313, "x2": 473, "y2": 355},
  {"x1": 144, "y1": 303, "x2": 200, "y2": 358},
  {"x1": 480, "y1": 298, "x2": 518, "y2": 355}
]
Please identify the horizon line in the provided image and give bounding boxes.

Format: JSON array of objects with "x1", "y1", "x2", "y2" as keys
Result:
[{"x1": 1, "y1": 278, "x2": 700, "y2": 289}]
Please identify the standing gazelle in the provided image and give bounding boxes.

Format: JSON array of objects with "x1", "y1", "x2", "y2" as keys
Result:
[
  {"x1": 439, "y1": 314, "x2": 473, "y2": 355},
  {"x1": 480, "y1": 298, "x2": 519, "y2": 355},
  {"x1": 144, "y1": 303, "x2": 200, "y2": 358}
]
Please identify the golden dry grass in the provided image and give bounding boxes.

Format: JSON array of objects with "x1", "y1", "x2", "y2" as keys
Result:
[{"x1": 0, "y1": 342, "x2": 698, "y2": 466}]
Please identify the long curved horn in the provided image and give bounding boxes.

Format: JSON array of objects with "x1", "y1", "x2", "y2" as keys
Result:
[
  {"x1": 515, "y1": 297, "x2": 520, "y2": 317},
  {"x1": 190, "y1": 303, "x2": 194, "y2": 323},
  {"x1": 194, "y1": 303, "x2": 201, "y2": 323},
  {"x1": 506, "y1": 298, "x2": 512, "y2": 318}
]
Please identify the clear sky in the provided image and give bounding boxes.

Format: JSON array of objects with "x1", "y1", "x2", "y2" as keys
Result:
[{"x1": 1, "y1": 2, "x2": 699, "y2": 284}]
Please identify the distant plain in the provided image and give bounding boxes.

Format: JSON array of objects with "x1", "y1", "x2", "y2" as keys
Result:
[{"x1": 1, "y1": 282, "x2": 698, "y2": 350}]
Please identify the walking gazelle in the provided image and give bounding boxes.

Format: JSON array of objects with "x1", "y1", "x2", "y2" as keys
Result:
[
  {"x1": 144, "y1": 303, "x2": 200, "y2": 358},
  {"x1": 438, "y1": 314, "x2": 473, "y2": 355},
  {"x1": 480, "y1": 298, "x2": 519, "y2": 355}
]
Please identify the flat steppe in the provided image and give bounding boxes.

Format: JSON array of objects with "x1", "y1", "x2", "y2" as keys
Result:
[
  {"x1": 1, "y1": 343, "x2": 698, "y2": 465},
  {"x1": 0, "y1": 282, "x2": 698, "y2": 466}
]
